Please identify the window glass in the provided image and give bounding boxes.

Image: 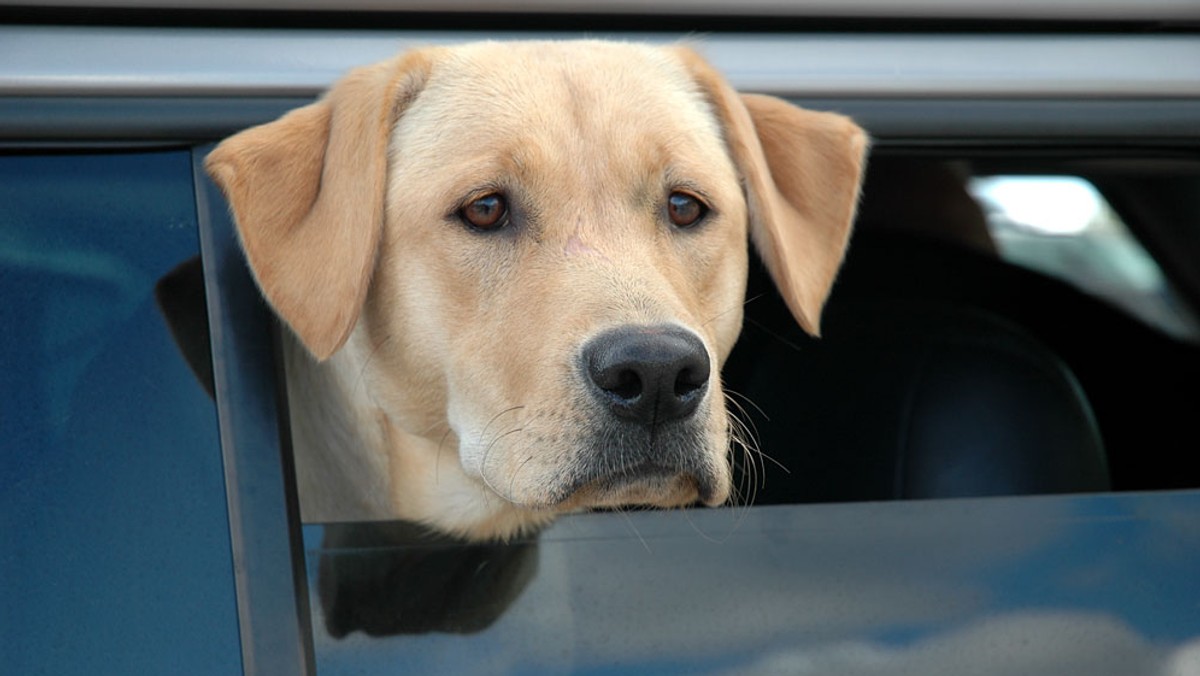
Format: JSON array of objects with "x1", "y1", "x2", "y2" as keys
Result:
[
  {"x1": 304, "y1": 494, "x2": 1200, "y2": 675},
  {"x1": 968, "y1": 175, "x2": 1199, "y2": 341},
  {"x1": 0, "y1": 151, "x2": 240, "y2": 674}
]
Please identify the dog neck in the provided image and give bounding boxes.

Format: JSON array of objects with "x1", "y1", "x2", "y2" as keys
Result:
[
  {"x1": 283, "y1": 330, "x2": 394, "y2": 522},
  {"x1": 282, "y1": 330, "x2": 554, "y2": 539}
]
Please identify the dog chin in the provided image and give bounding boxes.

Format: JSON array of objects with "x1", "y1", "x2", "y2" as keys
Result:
[
  {"x1": 535, "y1": 454, "x2": 730, "y2": 513},
  {"x1": 415, "y1": 445, "x2": 731, "y2": 542},
  {"x1": 558, "y1": 471, "x2": 722, "y2": 511}
]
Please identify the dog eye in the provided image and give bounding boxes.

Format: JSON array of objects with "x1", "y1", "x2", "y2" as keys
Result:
[
  {"x1": 459, "y1": 193, "x2": 509, "y2": 231},
  {"x1": 667, "y1": 191, "x2": 707, "y2": 228}
]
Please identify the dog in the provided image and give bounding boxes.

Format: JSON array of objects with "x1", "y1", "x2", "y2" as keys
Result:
[{"x1": 205, "y1": 40, "x2": 867, "y2": 541}]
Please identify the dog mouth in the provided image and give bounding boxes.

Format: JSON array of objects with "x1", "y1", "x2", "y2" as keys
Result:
[
  {"x1": 472, "y1": 421, "x2": 729, "y2": 513},
  {"x1": 550, "y1": 459, "x2": 723, "y2": 510}
]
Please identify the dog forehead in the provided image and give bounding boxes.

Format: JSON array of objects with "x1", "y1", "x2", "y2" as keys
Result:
[{"x1": 395, "y1": 41, "x2": 725, "y2": 161}]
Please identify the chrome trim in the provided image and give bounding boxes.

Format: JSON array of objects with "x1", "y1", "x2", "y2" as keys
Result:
[
  {"x1": 5, "y1": 96, "x2": 1200, "y2": 143},
  {"x1": 2, "y1": 26, "x2": 1199, "y2": 99}
]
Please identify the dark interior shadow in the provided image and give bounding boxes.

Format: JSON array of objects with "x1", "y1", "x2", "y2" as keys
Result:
[
  {"x1": 155, "y1": 256, "x2": 215, "y2": 399},
  {"x1": 315, "y1": 521, "x2": 540, "y2": 638}
]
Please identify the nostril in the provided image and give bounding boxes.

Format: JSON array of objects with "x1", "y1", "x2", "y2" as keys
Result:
[
  {"x1": 608, "y1": 368, "x2": 643, "y2": 402},
  {"x1": 674, "y1": 367, "x2": 706, "y2": 399},
  {"x1": 589, "y1": 355, "x2": 647, "y2": 403}
]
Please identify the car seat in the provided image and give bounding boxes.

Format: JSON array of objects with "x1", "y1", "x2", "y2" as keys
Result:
[{"x1": 723, "y1": 258, "x2": 1111, "y2": 505}]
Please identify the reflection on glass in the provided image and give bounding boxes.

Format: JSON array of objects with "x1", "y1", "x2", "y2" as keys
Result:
[
  {"x1": 313, "y1": 521, "x2": 538, "y2": 638},
  {"x1": 0, "y1": 151, "x2": 239, "y2": 673},
  {"x1": 305, "y1": 493, "x2": 1200, "y2": 676},
  {"x1": 969, "y1": 175, "x2": 1199, "y2": 341}
]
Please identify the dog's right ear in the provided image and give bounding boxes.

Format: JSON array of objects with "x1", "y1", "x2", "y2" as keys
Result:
[{"x1": 205, "y1": 50, "x2": 434, "y2": 361}]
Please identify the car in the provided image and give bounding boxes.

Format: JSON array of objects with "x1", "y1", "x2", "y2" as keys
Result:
[{"x1": 2, "y1": 2, "x2": 1199, "y2": 674}]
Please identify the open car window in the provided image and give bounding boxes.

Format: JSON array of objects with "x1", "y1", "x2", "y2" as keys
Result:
[{"x1": 296, "y1": 150, "x2": 1200, "y2": 673}]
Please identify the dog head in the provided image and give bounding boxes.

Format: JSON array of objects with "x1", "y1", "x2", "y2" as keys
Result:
[{"x1": 206, "y1": 41, "x2": 867, "y2": 539}]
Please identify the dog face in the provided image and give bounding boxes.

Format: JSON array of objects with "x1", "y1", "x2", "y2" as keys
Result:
[{"x1": 206, "y1": 41, "x2": 867, "y2": 539}]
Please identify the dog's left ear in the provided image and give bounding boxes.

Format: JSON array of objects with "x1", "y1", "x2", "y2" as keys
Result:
[
  {"x1": 676, "y1": 48, "x2": 869, "y2": 336},
  {"x1": 205, "y1": 50, "x2": 434, "y2": 360}
]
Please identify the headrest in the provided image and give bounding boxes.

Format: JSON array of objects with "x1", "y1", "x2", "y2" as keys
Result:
[{"x1": 724, "y1": 293, "x2": 1110, "y2": 505}]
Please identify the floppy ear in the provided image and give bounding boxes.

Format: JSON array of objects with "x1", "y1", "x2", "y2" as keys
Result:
[
  {"x1": 676, "y1": 49, "x2": 869, "y2": 336},
  {"x1": 205, "y1": 50, "x2": 433, "y2": 360}
]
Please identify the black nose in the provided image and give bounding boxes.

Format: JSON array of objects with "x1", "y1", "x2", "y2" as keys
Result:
[{"x1": 583, "y1": 325, "x2": 711, "y2": 425}]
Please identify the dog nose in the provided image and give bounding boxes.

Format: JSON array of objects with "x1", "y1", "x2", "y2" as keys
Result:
[{"x1": 583, "y1": 325, "x2": 710, "y2": 425}]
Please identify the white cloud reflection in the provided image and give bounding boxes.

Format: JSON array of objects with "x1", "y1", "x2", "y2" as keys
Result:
[
  {"x1": 310, "y1": 494, "x2": 1200, "y2": 675},
  {"x1": 731, "y1": 611, "x2": 1188, "y2": 676}
]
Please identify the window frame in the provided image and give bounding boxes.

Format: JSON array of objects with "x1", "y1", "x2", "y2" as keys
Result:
[
  {"x1": 195, "y1": 146, "x2": 316, "y2": 675},
  {"x1": 191, "y1": 139, "x2": 1200, "y2": 675}
]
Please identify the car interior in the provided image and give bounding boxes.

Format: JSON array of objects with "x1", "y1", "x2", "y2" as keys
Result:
[{"x1": 726, "y1": 152, "x2": 1200, "y2": 506}]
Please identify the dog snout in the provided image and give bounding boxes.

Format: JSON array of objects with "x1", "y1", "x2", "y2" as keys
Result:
[{"x1": 583, "y1": 325, "x2": 710, "y2": 425}]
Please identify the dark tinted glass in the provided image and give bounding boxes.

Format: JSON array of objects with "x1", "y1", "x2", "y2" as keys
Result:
[
  {"x1": 305, "y1": 494, "x2": 1200, "y2": 675},
  {"x1": 0, "y1": 151, "x2": 241, "y2": 674}
]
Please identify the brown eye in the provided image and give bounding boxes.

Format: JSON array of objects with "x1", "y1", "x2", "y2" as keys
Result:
[
  {"x1": 667, "y1": 191, "x2": 707, "y2": 228},
  {"x1": 460, "y1": 193, "x2": 508, "y2": 231}
]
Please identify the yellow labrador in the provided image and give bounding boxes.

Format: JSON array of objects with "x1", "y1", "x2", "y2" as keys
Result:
[{"x1": 206, "y1": 41, "x2": 867, "y2": 540}]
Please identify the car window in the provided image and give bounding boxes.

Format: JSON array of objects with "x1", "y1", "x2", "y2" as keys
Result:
[
  {"x1": 304, "y1": 494, "x2": 1200, "y2": 675},
  {"x1": 969, "y1": 174, "x2": 1199, "y2": 342},
  {"x1": 0, "y1": 151, "x2": 241, "y2": 675},
  {"x1": 292, "y1": 153, "x2": 1200, "y2": 673}
]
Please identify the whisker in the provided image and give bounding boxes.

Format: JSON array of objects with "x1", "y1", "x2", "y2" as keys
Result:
[
  {"x1": 472, "y1": 405, "x2": 527, "y2": 500},
  {"x1": 731, "y1": 429, "x2": 762, "y2": 500},
  {"x1": 700, "y1": 292, "x2": 767, "y2": 329},
  {"x1": 755, "y1": 446, "x2": 791, "y2": 474},
  {"x1": 507, "y1": 451, "x2": 538, "y2": 503},
  {"x1": 479, "y1": 426, "x2": 532, "y2": 507},
  {"x1": 352, "y1": 334, "x2": 393, "y2": 398},
  {"x1": 730, "y1": 415, "x2": 760, "y2": 508},
  {"x1": 723, "y1": 391, "x2": 764, "y2": 454},
  {"x1": 435, "y1": 425, "x2": 453, "y2": 485},
  {"x1": 476, "y1": 405, "x2": 526, "y2": 449},
  {"x1": 742, "y1": 316, "x2": 806, "y2": 353},
  {"x1": 725, "y1": 386, "x2": 770, "y2": 423},
  {"x1": 616, "y1": 507, "x2": 652, "y2": 554},
  {"x1": 722, "y1": 388, "x2": 780, "y2": 533},
  {"x1": 681, "y1": 504, "x2": 731, "y2": 545},
  {"x1": 724, "y1": 390, "x2": 789, "y2": 479}
]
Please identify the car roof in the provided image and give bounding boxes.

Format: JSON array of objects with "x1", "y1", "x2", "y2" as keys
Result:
[{"x1": 8, "y1": 0, "x2": 1200, "y2": 21}]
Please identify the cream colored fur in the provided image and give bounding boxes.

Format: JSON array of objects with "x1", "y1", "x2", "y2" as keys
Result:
[{"x1": 206, "y1": 41, "x2": 867, "y2": 541}]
